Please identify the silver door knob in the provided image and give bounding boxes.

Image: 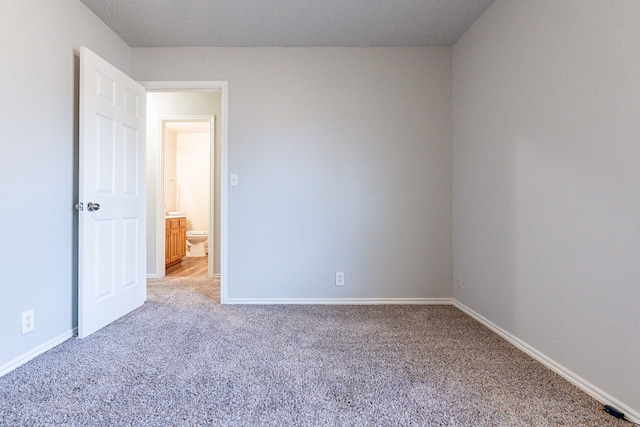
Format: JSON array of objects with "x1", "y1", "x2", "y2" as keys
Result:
[{"x1": 87, "y1": 202, "x2": 101, "y2": 212}]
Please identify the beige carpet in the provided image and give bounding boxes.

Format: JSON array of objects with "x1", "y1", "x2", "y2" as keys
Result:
[{"x1": 0, "y1": 276, "x2": 626, "y2": 426}]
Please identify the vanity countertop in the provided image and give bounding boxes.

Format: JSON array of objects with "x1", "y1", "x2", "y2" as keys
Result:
[{"x1": 166, "y1": 211, "x2": 186, "y2": 218}]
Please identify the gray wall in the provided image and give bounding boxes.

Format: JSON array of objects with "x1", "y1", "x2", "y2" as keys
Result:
[
  {"x1": 453, "y1": 0, "x2": 640, "y2": 413},
  {"x1": 133, "y1": 47, "x2": 453, "y2": 301},
  {"x1": 0, "y1": 1, "x2": 130, "y2": 369}
]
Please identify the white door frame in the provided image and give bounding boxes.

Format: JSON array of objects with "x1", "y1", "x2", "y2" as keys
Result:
[
  {"x1": 160, "y1": 115, "x2": 215, "y2": 278},
  {"x1": 141, "y1": 81, "x2": 229, "y2": 304}
]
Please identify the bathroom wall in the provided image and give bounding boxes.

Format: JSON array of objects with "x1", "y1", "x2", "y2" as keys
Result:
[
  {"x1": 176, "y1": 132, "x2": 210, "y2": 232},
  {"x1": 163, "y1": 128, "x2": 178, "y2": 213}
]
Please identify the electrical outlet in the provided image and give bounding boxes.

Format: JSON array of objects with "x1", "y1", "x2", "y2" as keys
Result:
[
  {"x1": 22, "y1": 310, "x2": 35, "y2": 334},
  {"x1": 335, "y1": 272, "x2": 345, "y2": 287},
  {"x1": 454, "y1": 273, "x2": 462, "y2": 289}
]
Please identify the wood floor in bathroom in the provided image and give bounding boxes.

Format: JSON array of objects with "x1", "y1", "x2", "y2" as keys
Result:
[{"x1": 166, "y1": 256, "x2": 208, "y2": 277}]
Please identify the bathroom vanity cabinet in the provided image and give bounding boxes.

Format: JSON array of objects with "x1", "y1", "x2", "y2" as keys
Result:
[{"x1": 165, "y1": 216, "x2": 186, "y2": 267}]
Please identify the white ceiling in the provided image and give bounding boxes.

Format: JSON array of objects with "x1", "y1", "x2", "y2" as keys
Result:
[{"x1": 79, "y1": 0, "x2": 494, "y2": 48}]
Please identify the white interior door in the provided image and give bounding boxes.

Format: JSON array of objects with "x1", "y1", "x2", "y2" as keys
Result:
[{"x1": 78, "y1": 47, "x2": 146, "y2": 338}]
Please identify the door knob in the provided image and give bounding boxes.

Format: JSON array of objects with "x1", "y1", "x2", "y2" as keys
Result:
[{"x1": 87, "y1": 202, "x2": 101, "y2": 212}]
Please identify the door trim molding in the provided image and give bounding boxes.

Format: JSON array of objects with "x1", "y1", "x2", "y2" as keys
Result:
[{"x1": 141, "y1": 81, "x2": 229, "y2": 304}]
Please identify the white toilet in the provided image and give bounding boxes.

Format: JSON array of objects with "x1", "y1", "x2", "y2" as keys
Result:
[{"x1": 186, "y1": 231, "x2": 208, "y2": 257}]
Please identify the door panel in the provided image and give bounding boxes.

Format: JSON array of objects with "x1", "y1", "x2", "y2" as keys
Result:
[{"x1": 78, "y1": 47, "x2": 146, "y2": 338}]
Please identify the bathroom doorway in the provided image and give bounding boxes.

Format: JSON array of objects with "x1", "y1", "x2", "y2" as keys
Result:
[
  {"x1": 163, "y1": 119, "x2": 212, "y2": 278},
  {"x1": 144, "y1": 82, "x2": 228, "y2": 303}
]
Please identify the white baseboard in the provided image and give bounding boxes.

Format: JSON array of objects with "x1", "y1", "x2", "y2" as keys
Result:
[
  {"x1": 213, "y1": 274, "x2": 221, "y2": 279},
  {"x1": 146, "y1": 273, "x2": 157, "y2": 279},
  {"x1": 226, "y1": 297, "x2": 453, "y2": 305},
  {"x1": 453, "y1": 300, "x2": 640, "y2": 424},
  {"x1": 0, "y1": 328, "x2": 76, "y2": 377}
]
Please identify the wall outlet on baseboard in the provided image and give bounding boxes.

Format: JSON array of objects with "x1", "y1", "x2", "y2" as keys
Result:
[
  {"x1": 335, "y1": 272, "x2": 345, "y2": 287},
  {"x1": 22, "y1": 310, "x2": 35, "y2": 334}
]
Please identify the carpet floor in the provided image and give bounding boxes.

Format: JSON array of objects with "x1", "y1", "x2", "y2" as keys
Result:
[{"x1": 0, "y1": 277, "x2": 626, "y2": 426}]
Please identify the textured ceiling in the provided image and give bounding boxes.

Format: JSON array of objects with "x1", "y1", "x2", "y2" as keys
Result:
[{"x1": 79, "y1": 0, "x2": 494, "y2": 48}]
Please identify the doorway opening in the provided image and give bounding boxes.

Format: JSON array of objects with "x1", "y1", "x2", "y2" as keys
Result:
[
  {"x1": 143, "y1": 81, "x2": 229, "y2": 304},
  {"x1": 163, "y1": 119, "x2": 212, "y2": 278}
]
